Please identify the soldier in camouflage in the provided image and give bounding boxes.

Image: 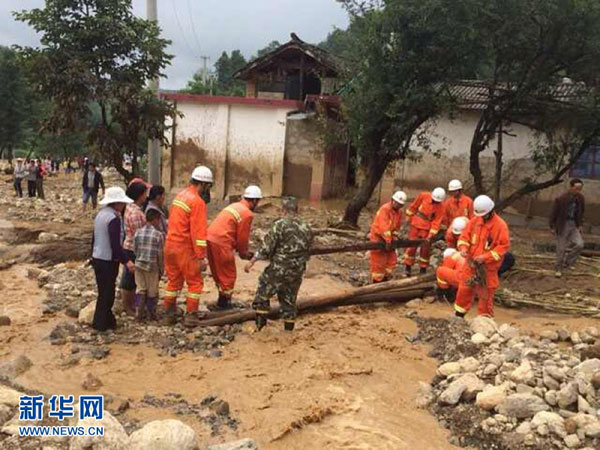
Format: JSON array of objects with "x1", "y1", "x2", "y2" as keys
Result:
[{"x1": 244, "y1": 197, "x2": 313, "y2": 331}]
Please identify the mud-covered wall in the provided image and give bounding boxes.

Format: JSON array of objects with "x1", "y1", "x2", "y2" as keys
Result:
[
  {"x1": 164, "y1": 100, "x2": 293, "y2": 199},
  {"x1": 283, "y1": 117, "x2": 319, "y2": 198},
  {"x1": 379, "y1": 110, "x2": 600, "y2": 225}
]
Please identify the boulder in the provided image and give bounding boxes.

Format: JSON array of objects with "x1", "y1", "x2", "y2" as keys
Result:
[
  {"x1": 471, "y1": 333, "x2": 488, "y2": 345},
  {"x1": 78, "y1": 302, "x2": 96, "y2": 325},
  {"x1": 564, "y1": 434, "x2": 580, "y2": 449},
  {"x1": 459, "y1": 357, "x2": 480, "y2": 373},
  {"x1": 0, "y1": 316, "x2": 11, "y2": 326},
  {"x1": 510, "y1": 360, "x2": 535, "y2": 384},
  {"x1": 575, "y1": 359, "x2": 600, "y2": 377},
  {"x1": 558, "y1": 382, "x2": 579, "y2": 409},
  {"x1": 439, "y1": 379, "x2": 468, "y2": 406},
  {"x1": 38, "y1": 232, "x2": 59, "y2": 243},
  {"x1": 415, "y1": 382, "x2": 433, "y2": 409},
  {"x1": 476, "y1": 383, "x2": 508, "y2": 411},
  {"x1": 540, "y1": 330, "x2": 559, "y2": 342},
  {"x1": 437, "y1": 362, "x2": 461, "y2": 378},
  {"x1": 545, "y1": 390, "x2": 558, "y2": 407},
  {"x1": 545, "y1": 365, "x2": 566, "y2": 382},
  {"x1": 571, "y1": 332, "x2": 582, "y2": 345},
  {"x1": 497, "y1": 394, "x2": 550, "y2": 419},
  {"x1": 584, "y1": 419, "x2": 600, "y2": 438},
  {"x1": 470, "y1": 316, "x2": 498, "y2": 338},
  {"x1": 129, "y1": 419, "x2": 198, "y2": 450},
  {"x1": 515, "y1": 421, "x2": 532, "y2": 434},
  {"x1": 577, "y1": 396, "x2": 594, "y2": 415},
  {"x1": 557, "y1": 327, "x2": 570, "y2": 342},
  {"x1": 82, "y1": 373, "x2": 103, "y2": 391},
  {"x1": 0, "y1": 354, "x2": 33, "y2": 379},
  {"x1": 498, "y1": 323, "x2": 519, "y2": 340},
  {"x1": 543, "y1": 373, "x2": 560, "y2": 391},
  {"x1": 591, "y1": 371, "x2": 600, "y2": 390},
  {"x1": 207, "y1": 439, "x2": 259, "y2": 450},
  {"x1": 69, "y1": 410, "x2": 128, "y2": 450},
  {"x1": 0, "y1": 404, "x2": 12, "y2": 425},
  {"x1": 531, "y1": 411, "x2": 567, "y2": 438}
]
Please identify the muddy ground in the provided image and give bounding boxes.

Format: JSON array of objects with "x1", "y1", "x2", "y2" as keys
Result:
[{"x1": 0, "y1": 172, "x2": 599, "y2": 449}]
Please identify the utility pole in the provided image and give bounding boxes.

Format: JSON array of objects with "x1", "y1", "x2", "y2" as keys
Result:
[
  {"x1": 147, "y1": 0, "x2": 161, "y2": 186},
  {"x1": 200, "y1": 56, "x2": 210, "y2": 84}
]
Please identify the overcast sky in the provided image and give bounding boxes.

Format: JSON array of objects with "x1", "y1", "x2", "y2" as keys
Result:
[{"x1": 0, "y1": 0, "x2": 349, "y2": 89}]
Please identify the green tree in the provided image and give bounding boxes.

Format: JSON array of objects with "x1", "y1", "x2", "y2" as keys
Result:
[
  {"x1": 14, "y1": 0, "x2": 178, "y2": 182},
  {"x1": 0, "y1": 46, "x2": 32, "y2": 161},
  {"x1": 464, "y1": 0, "x2": 600, "y2": 209},
  {"x1": 254, "y1": 40, "x2": 281, "y2": 59},
  {"x1": 337, "y1": 0, "x2": 484, "y2": 226}
]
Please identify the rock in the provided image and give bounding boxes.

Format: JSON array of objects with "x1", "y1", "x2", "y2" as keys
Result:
[
  {"x1": 415, "y1": 382, "x2": 433, "y2": 409},
  {"x1": 117, "y1": 400, "x2": 130, "y2": 414},
  {"x1": 471, "y1": 333, "x2": 488, "y2": 345},
  {"x1": 209, "y1": 399, "x2": 230, "y2": 416},
  {"x1": 439, "y1": 379, "x2": 468, "y2": 406},
  {"x1": 581, "y1": 343, "x2": 600, "y2": 361},
  {"x1": 405, "y1": 299, "x2": 422, "y2": 309},
  {"x1": 545, "y1": 390, "x2": 558, "y2": 407},
  {"x1": 577, "y1": 396, "x2": 594, "y2": 415},
  {"x1": 557, "y1": 327, "x2": 570, "y2": 342},
  {"x1": 437, "y1": 362, "x2": 462, "y2": 377},
  {"x1": 0, "y1": 354, "x2": 33, "y2": 379},
  {"x1": 571, "y1": 332, "x2": 582, "y2": 345},
  {"x1": 129, "y1": 419, "x2": 198, "y2": 450},
  {"x1": 564, "y1": 434, "x2": 580, "y2": 448},
  {"x1": 540, "y1": 330, "x2": 559, "y2": 341},
  {"x1": 543, "y1": 373, "x2": 561, "y2": 391},
  {"x1": 531, "y1": 411, "x2": 567, "y2": 438},
  {"x1": 498, "y1": 323, "x2": 519, "y2": 340},
  {"x1": 516, "y1": 384, "x2": 534, "y2": 394},
  {"x1": 0, "y1": 386, "x2": 24, "y2": 406},
  {"x1": 591, "y1": 371, "x2": 600, "y2": 390},
  {"x1": 459, "y1": 357, "x2": 480, "y2": 373},
  {"x1": 558, "y1": 382, "x2": 579, "y2": 409},
  {"x1": 537, "y1": 424, "x2": 549, "y2": 436},
  {"x1": 516, "y1": 421, "x2": 532, "y2": 434},
  {"x1": 476, "y1": 383, "x2": 508, "y2": 411},
  {"x1": 78, "y1": 301, "x2": 96, "y2": 325},
  {"x1": 0, "y1": 316, "x2": 11, "y2": 326},
  {"x1": 580, "y1": 332, "x2": 596, "y2": 345},
  {"x1": 545, "y1": 365, "x2": 566, "y2": 382},
  {"x1": 510, "y1": 360, "x2": 535, "y2": 384},
  {"x1": 207, "y1": 439, "x2": 259, "y2": 450},
  {"x1": 470, "y1": 316, "x2": 498, "y2": 338},
  {"x1": 584, "y1": 420, "x2": 600, "y2": 438},
  {"x1": 565, "y1": 418, "x2": 578, "y2": 434},
  {"x1": 584, "y1": 326, "x2": 599, "y2": 338},
  {"x1": 575, "y1": 359, "x2": 600, "y2": 376},
  {"x1": 38, "y1": 232, "x2": 59, "y2": 242},
  {"x1": 82, "y1": 373, "x2": 103, "y2": 391},
  {"x1": 498, "y1": 393, "x2": 550, "y2": 419},
  {"x1": 70, "y1": 410, "x2": 128, "y2": 450},
  {"x1": 483, "y1": 364, "x2": 498, "y2": 376},
  {"x1": 65, "y1": 306, "x2": 80, "y2": 318},
  {"x1": 0, "y1": 404, "x2": 12, "y2": 425}
]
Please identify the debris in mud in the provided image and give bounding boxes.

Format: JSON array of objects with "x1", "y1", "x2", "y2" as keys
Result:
[
  {"x1": 0, "y1": 316, "x2": 11, "y2": 326},
  {"x1": 414, "y1": 316, "x2": 600, "y2": 449},
  {"x1": 81, "y1": 372, "x2": 103, "y2": 391},
  {"x1": 0, "y1": 355, "x2": 33, "y2": 381}
]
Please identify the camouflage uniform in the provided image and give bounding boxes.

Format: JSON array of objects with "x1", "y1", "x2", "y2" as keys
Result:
[{"x1": 252, "y1": 214, "x2": 313, "y2": 324}]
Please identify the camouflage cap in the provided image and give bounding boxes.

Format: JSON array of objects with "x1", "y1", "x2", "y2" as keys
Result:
[{"x1": 282, "y1": 196, "x2": 298, "y2": 212}]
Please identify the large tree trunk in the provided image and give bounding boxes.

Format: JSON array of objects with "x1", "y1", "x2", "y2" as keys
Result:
[{"x1": 342, "y1": 153, "x2": 390, "y2": 227}]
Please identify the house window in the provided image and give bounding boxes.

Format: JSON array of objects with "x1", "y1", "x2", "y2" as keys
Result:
[{"x1": 571, "y1": 144, "x2": 600, "y2": 180}]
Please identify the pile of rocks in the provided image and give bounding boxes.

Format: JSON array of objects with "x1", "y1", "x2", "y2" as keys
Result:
[
  {"x1": 418, "y1": 316, "x2": 600, "y2": 449},
  {"x1": 0, "y1": 383, "x2": 258, "y2": 450}
]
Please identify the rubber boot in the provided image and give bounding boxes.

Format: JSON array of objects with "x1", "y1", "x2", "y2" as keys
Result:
[
  {"x1": 146, "y1": 297, "x2": 158, "y2": 321},
  {"x1": 284, "y1": 321, "x2": 295, "y2": 331},
  {"x1": 216, "y1": 293, "x2": 232, "y2": 310},
  {"x1": 447, "y1": 289, "x2": 457, "y2": 303},
  {"x1": 255, "y1": 314, "x2": 267, "y2": 331},
  {"x1": 121, "y1": 289, "x2": 136, "y2": 316},
  {"x1": 405, "y1": 265, "x2": 412, "y2": 277},
  {"x1": 162, "y1": 303, "x2": 177, "y2": 326},
  {"x1": 135, "y1": 294, "x2": 147, "y2": 322},
  {"x1": 455, "y1": 311, "x2": 465, "y2": 318}
]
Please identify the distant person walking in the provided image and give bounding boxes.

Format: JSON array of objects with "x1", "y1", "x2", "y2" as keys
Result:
[
  {"x1": 13, "y1": 158, "x2": 27, "y2": 198},
  {"x1": 91, "y1": 187, "x2": 135, "y2": 331},
  {"x1": 550, "y1": 178, "x2": 585, "y2": 278},
  {"x1": 26, "y1": 160, "x2": 37, "y2": 198},
  {"x1": 82, "y1": 162, "x2": 105, "y2": 212}
]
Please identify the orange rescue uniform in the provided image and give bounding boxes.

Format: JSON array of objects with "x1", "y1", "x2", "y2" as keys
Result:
[
  {"x1": 404, "y1": 192, "x2": 445, "y2": 268},
  {"x1": 445, "y1": 228, "x2": 459, "y2": 249},
  {"x1": 436, "y1": 252, "x2": 467, "y2": 289},
  {"x1": 369, "y1": 201, "x2": 403, "y2": 282},
  {"x1": 442, "y1": 194, "x2": 474, "y2": 228},
  {"x1": 164, "y1": 185, "x2": 208, "y2": 313},
  {"x1": 207, "y1": 200, "x2": 254, "y2": 296},
  {"x1": 455, "y1": 214, "x2": 510, "y2": 317}
]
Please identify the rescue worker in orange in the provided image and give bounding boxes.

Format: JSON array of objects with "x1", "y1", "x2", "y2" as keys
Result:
[
  {"x1": 207, "y1": 185, "x2": 262, "y2": 309},
  {"x1": 404, "y1": 187, "x2": 446, "y2": 276},
  {"x1": 369, "y1": 191, "x2": 407, "y2": 283},
  {"x1": 163, "y1": 166, "x2": 213, "y2": 327},
  {"x1": 455, "y1": 195, "x2": 510, "y2": 318},
  {"x1": 442, "y1": 179, "x2": 474, "y2": 228},
  {"x1": 445, "y1": 216, "x2": 468, "y2": 249},
  {"x1": 435, "y1": 248, "x2": 466, "y2": 303}
]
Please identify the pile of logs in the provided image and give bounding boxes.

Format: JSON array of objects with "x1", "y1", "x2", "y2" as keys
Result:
[{"x1": 189, "y1": 273, "x2": 436, "y2": 328}]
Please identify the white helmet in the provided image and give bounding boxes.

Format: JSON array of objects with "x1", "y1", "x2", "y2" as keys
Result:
[
  {"x1": 450, "y1": 216, "x2": 468, "y2": 235},
  {"x1": 473, "y1": 195, "x2": 495, "y2": 216},
  {"x1": 448, "y1": 179, "x2": 463, "y2": 192},
  {"x1": 244, "y1": 185, "x2": 263, "y2": 199},
  {"x1": 99, "y1": 186, "x2": 133, "y2": 205},
  {"x1": 431, "y1": 187, "x2": 446, "y2": 203},
  {"x1": 392, "y1": 190, "x2": 407, "y2": 205},
  {"x1": 191, "y1": 166, "x2": 214, "y2": 183},
  {"x1": 443, "y1": 248, "x2": 457, "y2": 259}
]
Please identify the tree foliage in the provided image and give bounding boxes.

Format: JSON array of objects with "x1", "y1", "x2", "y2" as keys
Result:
[
  {"x1": 14, "y1": 0, "x2": 178, "y2": 181},
  {"x1": 185, "y1": 50, "x2": 247, "y2": 97},
  {"x1": 336, "y1": 0, "x2": 484, "y2": 225}
]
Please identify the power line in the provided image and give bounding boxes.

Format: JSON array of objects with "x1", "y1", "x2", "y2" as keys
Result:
[
  {"x1": 171, "y1": 0, "x2": 200, "y2": 60},
  {"x1": 187, "y1": 0, "x2": 205, "y2": 58}
]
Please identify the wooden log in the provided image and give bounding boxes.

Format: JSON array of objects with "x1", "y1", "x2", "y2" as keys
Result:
[
  {"x1": 312, "y1": 227, "x2": 367, "y2": 238},
  {"x1": 191, "y1": 274, "x2": 435, "y2": 327},
  {"x1": 582, "y1": 249, "x2": 600, "y2": 258},
  {"x1": 309, "y1": 239, "x2": 425, "y2": 256}
]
